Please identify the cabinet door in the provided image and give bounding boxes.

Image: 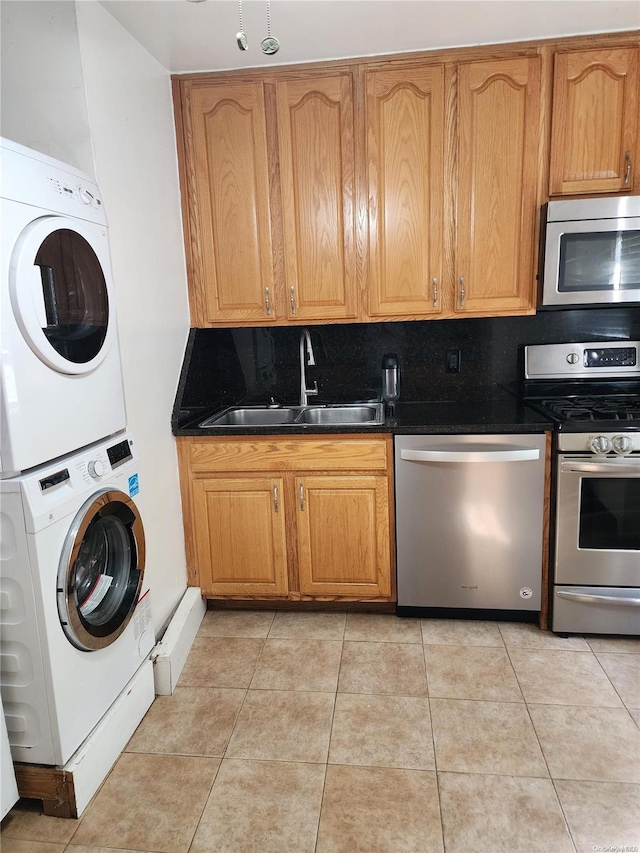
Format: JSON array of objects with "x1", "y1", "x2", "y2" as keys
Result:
[
  {"x1": 296, "y1": 475, "x2": 391, "y2": 598},
  {"x1": 276, "y1": 75, "x2": 357, "y2": 320},
  {"x1": 188, "y1": 82, "x2": 276, "y2": 324},
  {"x1": 366, "y1": 65, "x2": 445, "y2": 318},
  {"x1": 456, "y1": 57, "x2": 541, "y2": 315},
  {"x1": 192, "y1": 477, "x2": 288, "y2": 596},
  {"x1": 549, "y1": 48, "x2": 639, "y2": 195}
]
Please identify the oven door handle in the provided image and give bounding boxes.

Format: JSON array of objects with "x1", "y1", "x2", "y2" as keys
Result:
[
  {"x1": 561, "y1": 462, "x2": 640, "y2": 475},
  {"x1": 557, "y1": 590, "x2": 640, "y2": 608}
]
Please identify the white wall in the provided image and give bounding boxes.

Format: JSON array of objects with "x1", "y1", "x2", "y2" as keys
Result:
[
  {"x1": 75, "y1": 1, "x2": 190, "y2": 634},
  {"x1": 1, "y1": 0, "x2": 190, "y2": 634},
  {"x1": 0, "y1": 1, "x2": 93, "y2": 173}
]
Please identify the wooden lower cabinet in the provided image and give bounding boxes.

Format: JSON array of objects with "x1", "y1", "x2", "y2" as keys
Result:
[
  {"x1": 178, "y1": 435, "x2": 394, "y2": 602},
  {"x1": 192, "y1": 477, "x2": 289, "y2": 596},
  {"x1": 296, "y1": 475, "x2": 391, "y2": 598}
]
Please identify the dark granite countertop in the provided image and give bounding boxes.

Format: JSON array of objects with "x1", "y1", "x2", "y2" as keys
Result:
[{"x1": 173, "y1": 396, "x2": 552, "y2": 437}]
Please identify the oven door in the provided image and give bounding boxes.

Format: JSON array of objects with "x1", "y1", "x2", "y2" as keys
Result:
[
  {"x1": 555, "y1": 454, "x2": 640, "y2": 586},
  {"x1": 542, "y1": 217, "x2": 640, "y2": 306}
]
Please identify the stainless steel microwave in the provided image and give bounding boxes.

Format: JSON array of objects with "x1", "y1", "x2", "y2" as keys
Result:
[{"x1": 541, "y1": 195, "x2": 640, "y2": 307}]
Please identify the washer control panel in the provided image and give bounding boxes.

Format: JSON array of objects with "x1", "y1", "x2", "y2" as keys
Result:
[{"x1": 87, "y1": 459, "x2": 106, "y2": 479}]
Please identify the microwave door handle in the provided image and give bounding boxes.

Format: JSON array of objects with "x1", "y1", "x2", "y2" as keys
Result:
[
  {"x1": 561, "y1": 462, "x2": 640, "y2": 475},
  {"x1": 557, "y1": 590, "x2": 640, "y2": 608},
  {"x1": 400, "y1": 447, "x2": 540, "y2": 463}
]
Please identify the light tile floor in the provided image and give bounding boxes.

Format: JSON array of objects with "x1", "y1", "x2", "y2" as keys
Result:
[{"x1": 2, "y1": 612, "x2": 639, "y2": 853}]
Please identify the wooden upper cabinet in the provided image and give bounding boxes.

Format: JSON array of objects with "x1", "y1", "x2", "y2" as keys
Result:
[
  {"x1": 187, "y1": 81, "x2": 276, "y2": 324},
  {"x1": 549, "y1": 48, "x2": 639, "y2": 196},
  {"x1": 456, "y1": 57, "x2": 541, "y2": 315},
  {"x1": 276, "y1": 74, "x2": 357, "y2": 320},
  {"x1": 365, "y1": 65, "x2": 445, "y2": 318}
]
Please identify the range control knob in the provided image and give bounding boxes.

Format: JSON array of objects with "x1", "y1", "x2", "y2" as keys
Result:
[
  {"x1": 566, "y1": 352, "x2": 580, "y2": 365},
  {"x1": 589, "y1": 435, "x2": 612, "y2": 455},
  {"x1": 87, "y1": 459, "x2": 105, "y2": 479},
  {"x1": 612, "y1": 435, "x2": 634, "y2": 455}
]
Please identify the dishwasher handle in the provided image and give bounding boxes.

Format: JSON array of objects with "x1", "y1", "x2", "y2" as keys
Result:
[{"x1": 400, "y1": 444, "x2": 540, "y2": 463}]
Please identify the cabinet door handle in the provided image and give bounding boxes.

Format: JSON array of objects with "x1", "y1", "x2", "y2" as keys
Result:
[
  {"x1": 265, "y1": 287, "x2": 272, "y2": 316},
  {"x1": 459, "y1": 276, "x2": 466, "y2": 308},
  {"x1": 432, "y1": 277, "x2": 438, "y2": 308},
  {"x1": 289, "y1": 285, "x2": 297, "y2": 315},
  {"x1": 299, "y1": 482, "x2": 305, "y2": 511},
  {"x1": 624, "y1": 150, "x2": 632, "y2": 185},
  {"x1": 272, "y1": 483, "x2": 279, "y2": 512}
]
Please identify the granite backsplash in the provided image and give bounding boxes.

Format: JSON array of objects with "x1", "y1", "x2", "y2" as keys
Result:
[{"x1": 173, "y1": 307, "x2": 640, "y2": 427}]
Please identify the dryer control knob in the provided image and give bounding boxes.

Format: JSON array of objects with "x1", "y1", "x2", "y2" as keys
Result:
[
  {"x1": 79, "y1": 188, "x2": 94, "y2": 205},
  {"x1": 612, "y1": 435, "x2": 634, "y2": 455},
  {"x1": 589, "y1": 435, "x2": 612, "y2": 455},
  {"x1": 88, "y1": 459, "x2": 105, "y2": 478}
]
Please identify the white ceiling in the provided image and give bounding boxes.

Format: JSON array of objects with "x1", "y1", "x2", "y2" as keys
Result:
[{"x1": 99, "y1": 0, "x2": 640, "y2": 74}]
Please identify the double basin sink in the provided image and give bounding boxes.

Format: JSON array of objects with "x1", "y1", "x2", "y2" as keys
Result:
[{"x1": 200, "y1": 402, "x2": 385, "y2": 428}]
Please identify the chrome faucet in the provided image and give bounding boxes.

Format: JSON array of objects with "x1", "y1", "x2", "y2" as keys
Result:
[{"x1": 299, "y1": 328, "x2": 318, "y2": 406}]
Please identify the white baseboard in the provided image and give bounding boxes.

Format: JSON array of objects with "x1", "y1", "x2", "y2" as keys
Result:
[
  {"x1": 66, "y1": 660, "x2": 155, "y2": 816},
  {"x1": 151, "y1": 587, "x2": 206, "y2": 695}
]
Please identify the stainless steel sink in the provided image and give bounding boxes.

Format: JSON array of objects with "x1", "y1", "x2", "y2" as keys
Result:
[
  {"x1": 199, "y1": 403, "x2": 384, "y2": 428},
  {"x1": 199, "y1": 407, "x2": 299, "y2": 427},
  {"x1": 297, "y1": 405, "x2": 384, "y2": 425}
]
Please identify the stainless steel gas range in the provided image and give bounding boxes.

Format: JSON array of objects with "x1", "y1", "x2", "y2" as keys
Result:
[{"x1": 524, "y1": 341, "x2": 640, "y2": 636}]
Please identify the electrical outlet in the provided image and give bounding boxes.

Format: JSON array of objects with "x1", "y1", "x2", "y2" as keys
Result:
[{"x1": 446, "y1": 349, "x2": 461, "y2": 373}]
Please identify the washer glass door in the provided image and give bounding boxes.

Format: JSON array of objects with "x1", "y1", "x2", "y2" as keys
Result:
[{"x1": 58, "y1": 490, "x2": 146, "y2": 651}]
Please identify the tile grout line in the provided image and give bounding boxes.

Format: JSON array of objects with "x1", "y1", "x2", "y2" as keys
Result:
[
  {"x1": 185, "y1": 620, "x2": 272, "y2": 853},
  {"x1": 591, "y1": 649, "x2": 636, "y2": 712},
  {"x1": 185, "y1": 755, "x2": 224, "y2": 853},
  {"x1": 314, "y1": 633, "x2": 345, "y2": 853},
  {"x1": 548, "y1": 778, "x2": 580, "y2": 853},
  {"x1": 423, "y1": 641, "x2": 448, "y2": 853},
  {"x1": 226, "y1": 631, "x2": 268, "y2": 728},
  {"x1": 503, "y1": 640, "x2": 580, "y2": 853}
]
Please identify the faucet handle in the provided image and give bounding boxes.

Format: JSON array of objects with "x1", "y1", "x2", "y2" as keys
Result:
[{"x1": 307, "y1": 381, "x2": 318, "y2": 397}]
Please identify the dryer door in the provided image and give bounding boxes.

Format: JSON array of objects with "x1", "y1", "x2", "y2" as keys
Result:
[
  {"x1": 57, "y1": 489, "x2": 146, "y2": 651},
  {"x1": 9, "y1": 215, "x2": 116, "y2": 374}
]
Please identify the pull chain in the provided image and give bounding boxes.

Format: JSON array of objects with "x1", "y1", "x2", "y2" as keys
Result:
[
  {"x1": 236, "y1": 0, "x2": 248, "y2": 51},
  {"x1": 261, "y1": 0, "x2": 280, "y2": 54}
]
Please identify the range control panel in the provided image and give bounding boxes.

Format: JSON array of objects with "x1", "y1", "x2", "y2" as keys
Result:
[
  {"x1": 525, "y1": 341, "x2": 640, "y2": 379},
  {"x1": 584, "y1": 347, "x2": 637, "y2": 368}
]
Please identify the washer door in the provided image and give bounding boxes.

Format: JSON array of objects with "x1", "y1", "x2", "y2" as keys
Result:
[
  {"x1": 9, "y1": 215, "x2": 115, "y2": 374},
  {"x1": 58, "y1": 490, "x2": 146, "y2": 651}
]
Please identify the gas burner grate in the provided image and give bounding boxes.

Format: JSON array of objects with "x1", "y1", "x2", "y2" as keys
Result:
[{"x1": 538, "y1": 396, "x2": 640, "y2": 422}]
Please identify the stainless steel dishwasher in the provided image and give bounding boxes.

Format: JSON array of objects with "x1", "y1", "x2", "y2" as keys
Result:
[{"x1": 395, "y1": 434, "x2": 547, "y2": 619}]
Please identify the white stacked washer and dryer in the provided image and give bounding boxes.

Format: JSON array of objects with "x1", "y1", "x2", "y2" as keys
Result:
[{"x1": 0, "y1": 138, "x2": 154, "y2": 814}]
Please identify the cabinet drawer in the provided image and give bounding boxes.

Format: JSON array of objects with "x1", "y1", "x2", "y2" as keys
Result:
[{"x1": 188, "y1": 436, "x2": 390, "y2": 473}]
